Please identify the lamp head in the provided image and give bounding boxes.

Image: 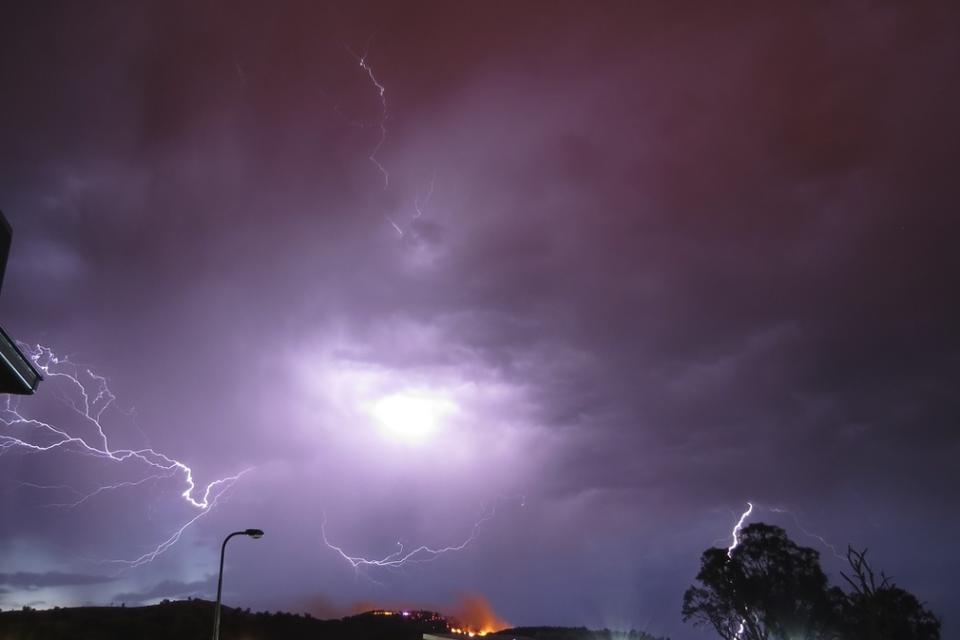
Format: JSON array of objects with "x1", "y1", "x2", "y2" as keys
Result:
[{"x1": 244, "y1": 528, "x2": 264, "y2": 539}]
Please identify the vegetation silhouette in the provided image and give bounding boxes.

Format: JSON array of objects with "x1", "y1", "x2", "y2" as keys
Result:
[
  {"x1": 0, "y1": 601, "x2": 668, "y2": 640},
  {"x1": 682, "y1": 522, "x2": 941, "y2": 640},
  {"x1": 0, "y1": 601, "x2": 446, "y2": 640},
  {"x1": 833, "y1": 547, "x2": 940, "y2": 640}
]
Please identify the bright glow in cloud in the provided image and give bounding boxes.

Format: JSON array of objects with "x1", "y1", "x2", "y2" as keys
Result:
[
  {"x1": 370, "y1": 392, "x2": 457, "y2": 443},
  {"x1": 290, "y1": 319, "x2": 540, "y2": 464}
]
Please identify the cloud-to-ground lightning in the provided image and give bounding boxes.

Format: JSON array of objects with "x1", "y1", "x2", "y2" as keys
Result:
[
  {"x1": 716, "y1": 501, "x2": 843, "y2": 562},
  {"x1": 321, "y1": 497, "x2": 520, "y2": 573},
  {"x1": 727, "y1": 502, "x2": 753, "y2": 558},
  {"x1": 719, "y1": 501, "x2": 845, "y2": 639},
  {"x1": 723, "y1": 503, "x2": 754, "y2": 639},
  {"x1": 0, "y1": 344, "x2": 250, "y2": 567}
]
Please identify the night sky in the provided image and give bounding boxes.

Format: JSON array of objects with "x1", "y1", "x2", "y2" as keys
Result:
[{"x1": 1, "y1": 3, "x2": 958, "y2": 639}]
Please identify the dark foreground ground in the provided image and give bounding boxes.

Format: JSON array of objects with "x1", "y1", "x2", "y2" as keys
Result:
[{"x1": 0, "y1": 600, "x2": 666, "y2": 640}]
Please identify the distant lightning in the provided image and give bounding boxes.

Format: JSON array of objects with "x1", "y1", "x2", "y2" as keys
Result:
[
  {"x1": 321, "y1": 509, "x2": 490, "y2": 571},
  {"x1": 347, "y1": 45, "x2": 390, "y2": 190},
  {"x1": 413, "y1": 171, "x2": 436, "y2": 219},
  {"x1": 343, "y1": 44, "x2": 439, "y2": 240},
  {"x1": 385, "y1": 216, "x2": 405, "y2": 237},
  {"x1": 24, "y1": 472, "x2": 173, "y2": 509},
  {"x1": 768, "y1": 506, "x2": 844, "y2": 561},
  {"x1": 1, "y1": 344, "x2": 250, "y2": 566},
  {"x1": 322, "y1": 497, "x2": 519, "y2": 573}
]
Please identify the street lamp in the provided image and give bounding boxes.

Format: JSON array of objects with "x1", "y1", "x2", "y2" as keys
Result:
[{"x1": 212, "y1": 528, "x2": 264, "y2": 640}]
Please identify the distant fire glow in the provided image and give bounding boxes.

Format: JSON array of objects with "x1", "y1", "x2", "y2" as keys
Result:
[
  {"x1": 450, "y1": 593, "x2": 510, "y2": 636},
  {"x1": 362, "y1": 594, "x2": 508, "y2": 636}
]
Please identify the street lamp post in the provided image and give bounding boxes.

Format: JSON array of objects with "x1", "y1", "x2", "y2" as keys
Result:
[{"x1": 212, "y1": 528, "x2": 264, "y2": 640}]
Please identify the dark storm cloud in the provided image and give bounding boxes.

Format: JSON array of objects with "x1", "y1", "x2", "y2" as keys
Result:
[
  {"x1": 0, "y1": 572, "x2": 115, "y2": 590},
  {"x1": 1, "y1": 2, "x2": 958, "y2": 638},
  {"x1": 354, "y1": 8, "x2": 960, "y2": 518}
]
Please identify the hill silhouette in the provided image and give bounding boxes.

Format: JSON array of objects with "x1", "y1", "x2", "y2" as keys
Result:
[
  {"x1": 0, "y1": 600, "x2": 667, "y2": 640},
  {"x1": 0, "y1": 600, "x2": 442, "y2": 640}
]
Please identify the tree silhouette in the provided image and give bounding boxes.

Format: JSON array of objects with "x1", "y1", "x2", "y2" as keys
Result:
[
  {"x1": 683, "y1": 524, "x2": 943, "y2": 640},
  {"x1": 833, "y1": 547, "x2": 940, "y2": 640},
  {"x1": 682, "y1": 523, "x2": 833, "y2": 640}
]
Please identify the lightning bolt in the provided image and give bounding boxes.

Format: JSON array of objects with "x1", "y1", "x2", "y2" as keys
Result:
[
  {"x1": 112, "y1": 469, "x2": 250, "y2": 569},
  {"x1": 768, "y1": 506, "x2": 844, "y2": 561},
  {"x1": 22, "y1": 473, "x2": 173, "y2": 509},
  {"x1": 347, "y1": 45, "x2": 390, "y2": 191},
  {"x1": 727, "y1": 501, "x2": 753, "y2": 558},
  {"x1": 322, "y1": 497, "x2": 520, "y2": 573},
  {"x1": 722, "y1": 502, "x2": 753, "y2": 639},
  {"x1": 719, "y1": 501, "x2": 842, "y2": 639},
  {"x1": 413, "y1": 171, "x2": 436, "y2": 220},
  {"x1": 343, "y1": 44, "x2": 439, "y2": 240},
  {"x1": 1, "y1": 344, "x2": 251, "y2": 566},
  {"x1": 717, "y1": 502, "x2": 840, "y2": 561}
]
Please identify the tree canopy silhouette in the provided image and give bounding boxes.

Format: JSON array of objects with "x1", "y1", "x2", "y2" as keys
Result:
[
  {"x1": 833, "y1": 547, "x2": 940, "y2": 640},
  {"x1": 682, "y1": 523, "x2": 941, "y2": 640},
  {"x1": 682, "y1": 523, "x2": 833, "y2": 640}
]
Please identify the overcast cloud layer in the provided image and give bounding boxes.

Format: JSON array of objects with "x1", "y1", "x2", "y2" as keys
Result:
[{"x1": 1, "y1": 3, "x2": 958, "y2": 638}]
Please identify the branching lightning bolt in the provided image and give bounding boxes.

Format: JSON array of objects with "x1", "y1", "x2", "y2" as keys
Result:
[
  {"x1": 1, "y1": 344, "x2": 251, "y2": 567},
  {"x1": 113, "y1": 469, "x2": 249, "y2": 569},
  {"x1": 321, "y1": 514, "x2": 486, "y2": 571},
  {"x1": 718, "y1": 502, "x2": 840, "y2": 560},
  {"x1": 322, "y1": 497, "x2": 520, "y2": 574}
]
